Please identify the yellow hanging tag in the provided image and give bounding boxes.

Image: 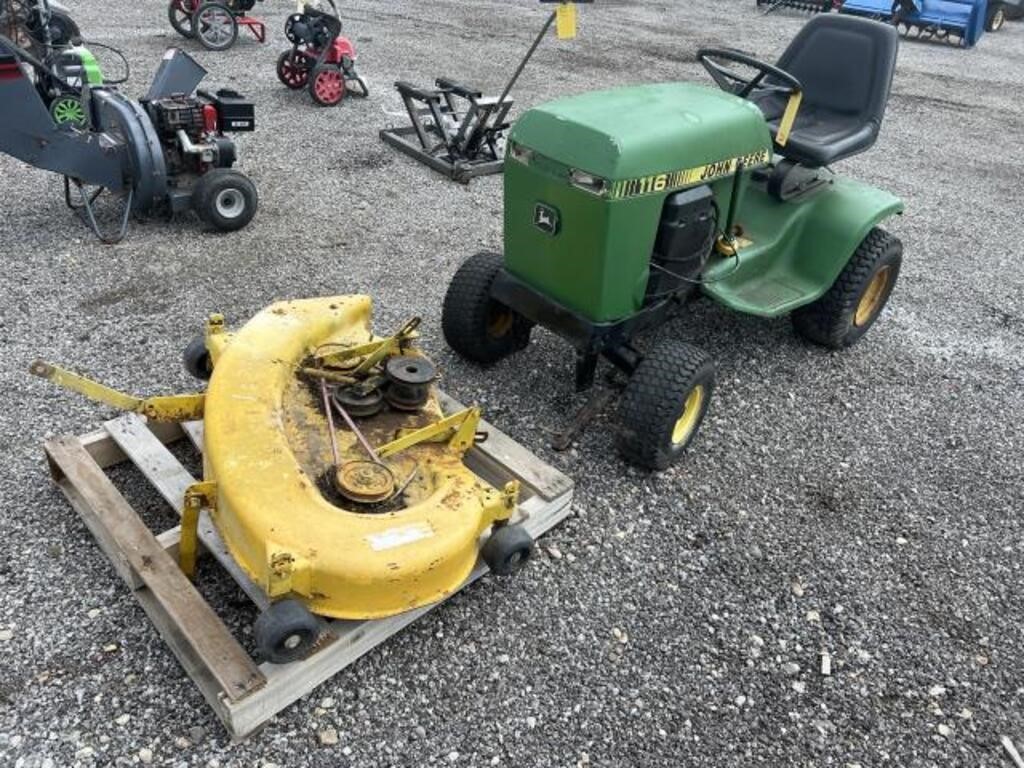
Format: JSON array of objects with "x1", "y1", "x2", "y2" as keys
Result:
[
  {"x1": 775, "y1": 90, "x2": 803, "y2": 147},
  {"x1": 556, "y1": 2, "x2": 577, "y2": 40}
]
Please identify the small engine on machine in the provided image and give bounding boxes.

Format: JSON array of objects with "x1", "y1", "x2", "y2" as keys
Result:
[{"x1": 145, "y1": 88, "x2": 254, "y2": 177}]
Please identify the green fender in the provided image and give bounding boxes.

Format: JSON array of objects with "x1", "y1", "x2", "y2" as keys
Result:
[{"x1": 701, "y1": 175, "x2": 904, "y2": 318}]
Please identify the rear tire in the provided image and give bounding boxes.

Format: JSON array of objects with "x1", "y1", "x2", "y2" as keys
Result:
[
  {"x1": 481, "y1": 524, "x2": 534, "y2": 576},
  {"x1": 791, "y1": 227, "x2": 902, "y2": 349},
  {"x1": 617, "y1": 341, "x2": 715, "y2": 471},
  {"x1": 191, "y1": 1, "x2": 238, "y2": 51},
  {"x1": 442, "y1": 251, "x2": 532, "y2": 364},
  {"x1": 192, "y1": 169, "x2": 258, "y2": 232},
  {"x1": 276, "y1": 50, "x2": 309, "y2": 89},
  {"x1": 167, "y1": 0, "x2": 196, "y2": 38},
  {"x1": 254, "y1": 599, "x2": 321, "y2": 664}
]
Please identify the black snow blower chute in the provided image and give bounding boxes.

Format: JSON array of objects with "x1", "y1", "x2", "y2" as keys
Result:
[{"x1": 0, "y1": 39, "x2": 258, "y2": 242}]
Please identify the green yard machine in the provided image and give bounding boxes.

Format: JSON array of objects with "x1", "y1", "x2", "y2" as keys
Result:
[{"x1": 442, "y1": 14, "x2": 904, "y2": 470}]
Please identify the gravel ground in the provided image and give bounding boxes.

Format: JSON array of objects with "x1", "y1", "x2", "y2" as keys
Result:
[{"x1": 1, "y1": 0, "x2": 1023, "y2": 765}]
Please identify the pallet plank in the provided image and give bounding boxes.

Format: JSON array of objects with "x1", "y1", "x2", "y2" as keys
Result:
[
  {"x1": 104, "y1": 414, "x2": 269, "y2": 610},
  {"x1": 44, "y1": 437, "x2": 266, "y2": 701}
]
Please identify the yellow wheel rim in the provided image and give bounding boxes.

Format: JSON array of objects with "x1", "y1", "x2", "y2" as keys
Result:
[
  {"x1": 671, "y1": 385, "x2": 705, "y2": 446},
  {"x1": 854, "y1": 265, "x2": 891, "y2": 327},
  {"x1": 488, "y1": 307, "x2": 514, "y2": 338}
]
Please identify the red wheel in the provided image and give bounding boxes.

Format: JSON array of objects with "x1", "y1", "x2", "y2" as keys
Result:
[
  {"x1": 309, "y1": 64, "x2": 345, "y2": 106},
  {"x1": 276, "y1": 50, "x2": 309, "y2": 89},
  {"x1": 168, "y1": 0, "x2": 196, "y2": 38}
]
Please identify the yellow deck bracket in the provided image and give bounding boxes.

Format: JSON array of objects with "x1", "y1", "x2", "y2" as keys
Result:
[
  {"x1": 376, "y1": 407, "x2": 482, "y2": 460},
  {"x1": 313, "y1": 317, "x2": 421, "y2": 372},
  {"x1": 501, "y1": 480, "x2": 520, "y2": 516},
  {"x1": 29, "y1": 361, "x2": 205, "y2": 421},
  {"x1": 180, "y1": 482, "x2": 217, "y2": 580}
]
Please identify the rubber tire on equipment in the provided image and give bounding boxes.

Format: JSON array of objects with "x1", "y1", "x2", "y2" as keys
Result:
[
  {"x1": 616, "y1": 341, "x2": 715, "y2": 471},
  {"x1": 276, "y1": 50, "x2": 309, "y2": 89},
  {"x1": 442, "y1": 251, "x2": 532, "y2": 364},
  {"x1": 183, "y1": 335, "x2": 212, "y2": 380},
  {"x1": 191, "y1": 169, "x2": 258, "y2": 232},
  {"x1": 308, "y1": 64, "x2": 346, "y2": 106},
  {"x1": 191, "y1": 1, "x2": 238, "y2": 51},
  {"x1": 791, "y1": 227, "x2": 902, "y2": 349},
  {"x1": 481, "y1": 524, "x2": 534, "y2": 576},
  {"x1": 254, "y1": 599, "x2": 321, "y2": 664},
  {"x1": 167, "y1": 0, "x2": 196, "y2": 38},
  {"x1": 987, "y1": 4, "x2": 1006, "y2": 31}
]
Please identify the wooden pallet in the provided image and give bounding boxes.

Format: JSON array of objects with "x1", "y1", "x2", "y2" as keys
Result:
[{"x1": 43, "y1": 393, "x2": 573, "y2": 740}]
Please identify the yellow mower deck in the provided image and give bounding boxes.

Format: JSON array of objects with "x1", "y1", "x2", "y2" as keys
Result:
[
  {"x1": 34, "y1": 296, "x2": 520, "y2": 621},
  {"x1": 200, "y1": 296, "x2": 515, "y2": 619}
]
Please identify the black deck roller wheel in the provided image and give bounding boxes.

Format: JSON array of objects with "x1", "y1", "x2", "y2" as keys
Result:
[
  {"x1": 254, "y1": 599, "x2": 321, "y2": 664},
  {"x1": 617, "y1": 340, "x2": 715, "y2": 471},
  {"x1": 791, "y1": 227, "x2": 902, "y2": 349},
  {"x1": 191, "y1": 169, "x2": 258, "y2": 232},
  {"x1": 442, "y1": 251, "x2": 532, "y2": 364},
  {"x1": 481, "y1": 524, "x2": 534, "y2": 576},
  {"x1": 183, "y1": 334, "x2": 212, "y2": 380}
]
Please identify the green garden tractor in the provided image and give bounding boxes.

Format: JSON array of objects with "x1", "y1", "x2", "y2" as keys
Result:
[{"x1": 442, "y1": 14, "x2": 904, "y2": 470}]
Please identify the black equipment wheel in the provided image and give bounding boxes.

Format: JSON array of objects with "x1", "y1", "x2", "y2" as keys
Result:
[
  {"x1": 191, "y1": 169, "x2": 258, "y2": 232},
  {"x1": 696, "y1": 47, "x2": 802, "y2": 99},
  {"x1": 276, "y1": 50, "x2": 309, "y2": 89},
  {"x1": 481, "y1": 524, "x2": 534, "y2": 576},
  {"x1": 167, "y1": 0, "x2": 196, "y2": 38},
  {"x1": 987, "y1": 3, "x2": 1007, "y2": 31},
  {"x1": 183, "y1": 334, "x2": 212, "y2": 380},
  {"x1": 254, "y1": 599, "x2": 321, "y2": 664},
  {"x1": 791, "y1": 227, "x2": 902, "y2": 349},
  {"x1": 617, "y1": 341, "x2": 715, "y2": 471},
  {"x1": 191, "y1": 1, "x2": 239, "y2": 51},
  {"x1": 442, "y1": 251, "x2": 532, "y2": 364}
]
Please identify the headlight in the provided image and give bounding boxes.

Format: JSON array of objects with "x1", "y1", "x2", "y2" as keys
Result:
[
  {"x1": 509, "y1": 142, "x2": 533, "y2": 165},
  {"x1": 569, "y1": 168, "x2": 608, "y2": 196}
]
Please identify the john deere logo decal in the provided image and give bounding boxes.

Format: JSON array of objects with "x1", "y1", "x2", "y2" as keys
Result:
[{"x1": 533, "y1": 203, "x2": 559, "y2": 236}]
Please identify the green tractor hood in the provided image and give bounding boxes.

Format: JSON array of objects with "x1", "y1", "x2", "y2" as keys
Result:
[{"x1": 510, "y1": 82, "x2": 772, "y2": 182}]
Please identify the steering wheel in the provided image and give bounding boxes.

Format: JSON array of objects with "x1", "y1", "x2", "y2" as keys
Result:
[{"x1": 696, "y1": 48, "x2": 802, "y2": 100}]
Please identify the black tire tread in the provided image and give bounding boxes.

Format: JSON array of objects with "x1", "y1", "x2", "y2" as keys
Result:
[
  {"x1": 791, "y1": 227, "x2": 902, "y2": 349},
  {"x1": 442, "y1": 251, "x2": 530, "y2": 364},
  {"x1": 191, "y1": 169, "x2": 258, "y2": 232},
  {"x1": 617, "y1": 341, "x2": 715, "y2": 471}
]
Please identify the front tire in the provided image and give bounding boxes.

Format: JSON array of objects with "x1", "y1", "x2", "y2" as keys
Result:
[
  {"x1": 617, "y1": 341, "x2": 715, "y2": 471},
  {"x1": 309, "y1": 64, "x2": 345, "y2": 106},
  {"x1": 442, "y1": 252, "x2": 532, "y2": 364},
  {"x1": 191, "y1": 169, "x2": 258, "y2": 232},
  {"x1": 792, "y1": 227, "x2": 902, "y2": 349}
]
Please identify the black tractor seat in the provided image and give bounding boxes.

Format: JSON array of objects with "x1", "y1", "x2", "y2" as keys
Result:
[{"x1": 754, "y1": 14, "x2": 899, "y2": 167}]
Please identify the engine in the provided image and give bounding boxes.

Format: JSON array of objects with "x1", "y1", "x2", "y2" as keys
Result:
[
  {"x1": 145, "y1": 88, "x2": 255, "y2": 178},
  {"x1": 644, "y1": 186, "x2": 717, "y2": 305}
]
